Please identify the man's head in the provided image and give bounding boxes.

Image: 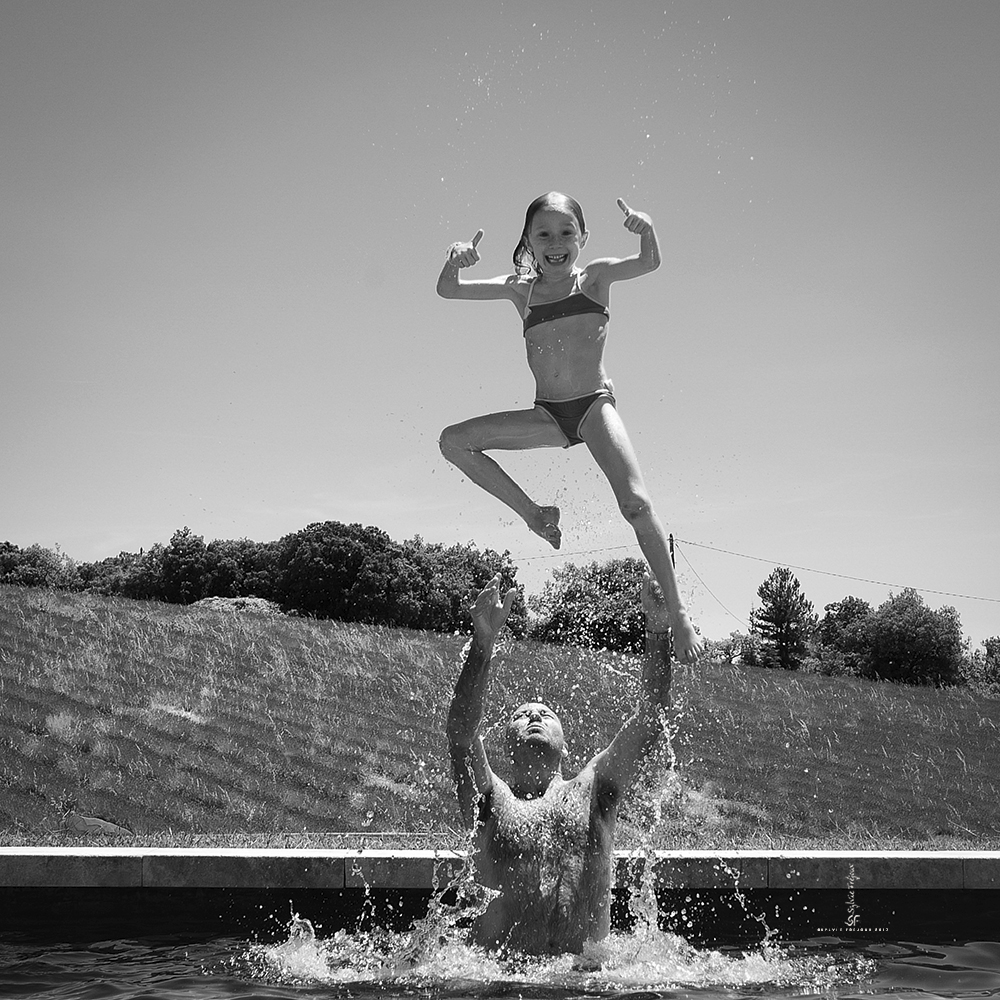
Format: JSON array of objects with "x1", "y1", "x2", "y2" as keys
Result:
[{"x1": 505, "y1": 702, "x2": 567, "y2": 770}]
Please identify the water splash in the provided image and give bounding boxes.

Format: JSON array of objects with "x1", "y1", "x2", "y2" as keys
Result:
[
  {"x1": 248, "y1": 905, "x2": 877, "y2": 991},
  {"x1": 715, "y1": 856, "x2": 775, "y2": 943},
  {"x1": 237, "y1": 570, "x2": 877, "y2": 992},
  {"x1": 240, "y1": 679, "x2": 880, "y2": 992}
]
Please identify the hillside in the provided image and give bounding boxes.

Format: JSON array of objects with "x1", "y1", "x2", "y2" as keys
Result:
[{"x1": 1, "y1": 585, "x2": 997, "y2": 849}]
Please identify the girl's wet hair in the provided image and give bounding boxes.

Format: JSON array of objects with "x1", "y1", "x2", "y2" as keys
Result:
[{"x1": 513, "y1": 192, "x2": 587, "y2": 277}]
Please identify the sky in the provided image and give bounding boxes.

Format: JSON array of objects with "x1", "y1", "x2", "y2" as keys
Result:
[{"x1": 2, "y1": 0, "x2": 998, "y2": 646}]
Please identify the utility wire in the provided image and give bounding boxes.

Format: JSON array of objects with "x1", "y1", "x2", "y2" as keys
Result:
[
  {"x1": 672, "y1": 537, "x2": 1000, "y2": 605},
  {"x1": 517, "y1": 542, "x2": 636, "y2": 562},
  {"x1": 673, "y1": 542, "x2": 749, "y2": 630},
  {"x1": 514, "y1": 537, "x2": 999, "y2": 605}
]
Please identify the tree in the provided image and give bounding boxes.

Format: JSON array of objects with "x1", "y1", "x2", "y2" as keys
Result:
[
  {"x1": 987, "y1": 636, "x2": 1000, "y2": 672},
  {"x1": 203, "y1": 538, "x2": 280, "y2": 600},
  {"x1": 721, "y1": 630, "x2": 764, "y2": 667},
  {"x1": 30, "y1": 520, "x2": 532, "y2": 636},
  {"x1": 962, "y1": 636, "x2": 1000, "y2": 693},
  {"x1": 815, "y1": 595, "x2": 872, "y2": 675},
  {"x1": 749, "y1": 567, "x2": 816, "y2": 670},
  {"x1": 78, "y1": 546, "x2": 165, "y2": 600},
  {"x1": 858, "y1": 589, "x2": 963, "y2": 686},
  {"x1": 0, "y1": 542, "x2": 81, "y2": 590},
  {"x1": 160, "y1": 527, "x2": 209, "y2": 604},
  {"x1": 818, "y1": 596, "x2": 872, "y2": 647},
  {"x1": 529, "y1": 558, "x2": 647, "y2": 653},
  {"x1": 78, "y1": 551, "x2": 137, "y2": 595},
  {"x1": 404, "y1": 537, "x2": 526, "y2": 636},
  {"x1": 0, "y1": 541, "x2": 22, "y2": 581},
  {"x1": 274, "y1": 521, "x2": 425, "y2": 626}
]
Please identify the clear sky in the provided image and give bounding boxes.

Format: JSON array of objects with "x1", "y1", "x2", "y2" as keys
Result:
[{"x1": 3, "y1": 0, "x2": 998, "y2": 645}]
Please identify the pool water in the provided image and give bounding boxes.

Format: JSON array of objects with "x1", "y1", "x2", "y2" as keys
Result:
[
  {"x1": 3, "y1": 927, "x2": 1000, "y2": 999},
  {"x1": 2, "y1": 889, "x2": 999, "y2": 999}
]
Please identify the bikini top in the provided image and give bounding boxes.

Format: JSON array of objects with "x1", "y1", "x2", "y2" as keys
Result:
[{"x1": 522, "y1": 272, "x2": 610, "y2": 333}]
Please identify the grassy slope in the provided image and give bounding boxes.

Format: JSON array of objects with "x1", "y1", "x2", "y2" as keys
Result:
[{"x1": 1, "y1": 585, "x2": 997, "y2": 850}]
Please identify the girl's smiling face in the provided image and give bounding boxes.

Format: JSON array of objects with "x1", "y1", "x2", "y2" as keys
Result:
[{"x1": 528, "y1": 207, "x2": 588, "y2": 279}]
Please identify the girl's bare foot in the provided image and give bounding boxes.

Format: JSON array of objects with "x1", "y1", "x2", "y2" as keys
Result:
[
  {"x1": 671, "y1": 609, "x2": 703, "y2": 664},
  {"x1": 526, "y1": 505, "x2": 561, "y2": 549}
]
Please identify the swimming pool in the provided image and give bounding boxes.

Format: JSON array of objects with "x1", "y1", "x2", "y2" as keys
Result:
[{"x1": 2, "y1": 884, "x2": 999, "y2": 999}]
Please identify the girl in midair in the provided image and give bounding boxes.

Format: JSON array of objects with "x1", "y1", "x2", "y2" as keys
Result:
[{"x1": 437, "y1": 192, "x2": 701, "y2": 663}]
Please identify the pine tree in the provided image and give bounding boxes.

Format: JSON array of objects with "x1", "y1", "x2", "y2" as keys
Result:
[{"x1": 750, "y1": 566, "x2": 816, "y2": 670}]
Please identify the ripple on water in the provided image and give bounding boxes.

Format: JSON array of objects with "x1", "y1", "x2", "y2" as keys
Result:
[{"x1": 875, "y1": 941, "x2": 1000, "y2": 994}]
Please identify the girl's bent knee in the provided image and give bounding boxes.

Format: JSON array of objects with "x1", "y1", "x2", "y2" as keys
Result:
[{"x1": 439, "y1": 425, "x2": 473, "y2": 460}]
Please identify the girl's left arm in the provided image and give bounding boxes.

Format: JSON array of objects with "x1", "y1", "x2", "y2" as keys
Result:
[
  {"x1": 620, "y1": 197, "x2": 661, "y2": 274},
  {"x1": 588, "y1": 199, "x2": 661, "y2": 291}
]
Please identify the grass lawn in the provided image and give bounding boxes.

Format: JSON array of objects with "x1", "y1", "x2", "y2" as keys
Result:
[{"x1": 1, "y1": 585, "x2": 998, "y2": 850}]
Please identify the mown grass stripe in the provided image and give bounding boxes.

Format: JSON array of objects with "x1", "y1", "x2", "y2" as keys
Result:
[{"x1": 3, "y1": 585, "x2": 999, "y2": 849}]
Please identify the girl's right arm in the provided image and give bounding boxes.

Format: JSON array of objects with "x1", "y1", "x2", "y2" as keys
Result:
[{"x1": 436, "y1": 230, "x2": 521, "y2": 303}]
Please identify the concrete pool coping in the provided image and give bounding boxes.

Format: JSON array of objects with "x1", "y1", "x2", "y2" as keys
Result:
[{"x1": 1, "y1": 849, "x2": 998, "y2": 890}]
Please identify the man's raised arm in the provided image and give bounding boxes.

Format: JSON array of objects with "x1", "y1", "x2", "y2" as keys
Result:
[
  {"x1": 446, "y1": 575, "x2": 518, "y2": 827},
  {"x1": 592, "y1": 573, "x2": 676, "y2": 802}
]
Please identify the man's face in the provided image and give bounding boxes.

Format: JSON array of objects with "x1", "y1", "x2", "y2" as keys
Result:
[{"x1": 506, "y1": 702, "x2": 566, "y2": 755}]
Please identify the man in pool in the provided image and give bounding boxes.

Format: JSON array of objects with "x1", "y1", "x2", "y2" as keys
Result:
[{"x1": 446, "y1": 572, "x2": 674, "y2": 956}]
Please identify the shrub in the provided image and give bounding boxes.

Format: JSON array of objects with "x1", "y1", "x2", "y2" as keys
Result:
[
  {"x1": 725, "y1": 630, "x2": 765, "y2": 667},
  {"x1": 528, "y1": 558, "x2": 646, "y2": 653},
  {"x1": 857, "y1": 589, "x2": 963, "y2": 686},
  {"x1": 117, "y1": 545, "x2": 165, "y2": 601},
  {"x1": 800, "y1": 639, "x2": 853, "y2": 677},
  {"x1": 960, "y1": 636, "x2": 1000, "y2": 694},
  {"x1": 813, "y1": 596, "x2": 872, "y2": 676},
  {"x1": 28, "y1": 521, "x2": 528, "y2": 637},
  {"x1": 274, "y1": 521, "x2": 425, "y2": 626},
  {"x1": 161, "y1": 527, "x2": 209, "y2": 604},
  {"x1": 203, "y1": 537, "x2": 280, "y2": 600},
  {"x1": 405, "y1": 537, "x2": 526, "y2": 636},
  {"x1": 0, "y1": 542, "x2": 81, "y2": 589}
]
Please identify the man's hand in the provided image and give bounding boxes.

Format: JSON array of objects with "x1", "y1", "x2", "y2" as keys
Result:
[
  {"x1": 640, "y1": 572, "x2": 672, "y2": 707},
  {"x1": 470, "y1": 573, "x2": 518, "y2": 648}
]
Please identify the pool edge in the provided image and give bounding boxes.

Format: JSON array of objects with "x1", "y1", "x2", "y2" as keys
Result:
[{"x1": 0, "y1": 848, "x2": 997, "y2": 889}]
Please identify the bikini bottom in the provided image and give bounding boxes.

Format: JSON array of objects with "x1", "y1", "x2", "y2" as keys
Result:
[{"x1": 534, "y1": 388, "x2": 616, "y2": 448}]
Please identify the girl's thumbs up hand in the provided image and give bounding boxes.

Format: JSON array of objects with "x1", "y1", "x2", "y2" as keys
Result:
[
  {"x1": 447, "y1": 229, "x2": 484, "y2": 267},
  {"x1": 617, "y1": 198, "x2": 652, "y2": 234}
]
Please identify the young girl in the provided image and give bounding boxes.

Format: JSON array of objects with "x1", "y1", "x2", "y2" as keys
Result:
[{"x1": 437, "y1": 192, "x2": 701, "y2": 663}]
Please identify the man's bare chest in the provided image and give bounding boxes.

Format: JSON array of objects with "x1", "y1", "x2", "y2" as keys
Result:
[{"x1": 487, "y1": 781, "x2": 595, "y2": 860}]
